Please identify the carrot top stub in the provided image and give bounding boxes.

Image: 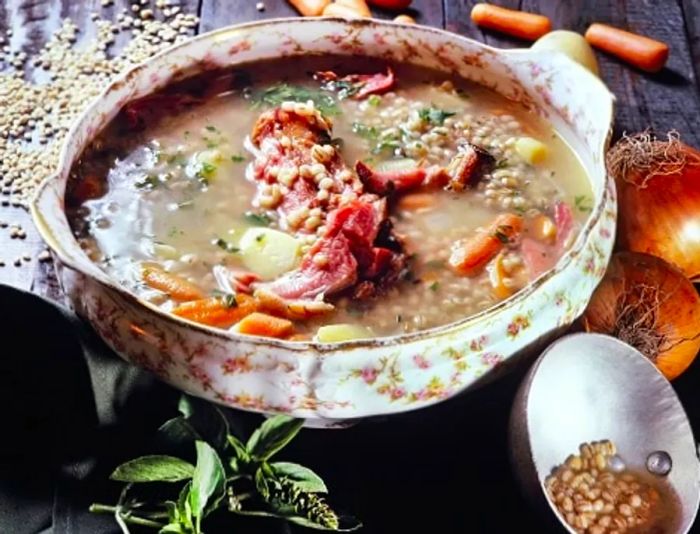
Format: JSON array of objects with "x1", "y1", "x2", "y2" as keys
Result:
[{"x1": 471, "y1": 3, "x2": 552, "y2": 41}]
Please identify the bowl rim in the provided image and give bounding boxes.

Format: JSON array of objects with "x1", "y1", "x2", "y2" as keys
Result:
[{"x1": 31, "y1": 16, "x2": 616, "y2": 352}]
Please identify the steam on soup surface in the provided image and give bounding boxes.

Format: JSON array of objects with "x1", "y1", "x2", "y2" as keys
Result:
[{"x1": 67, "y1": 56, "x2": 591, "y2": 341}]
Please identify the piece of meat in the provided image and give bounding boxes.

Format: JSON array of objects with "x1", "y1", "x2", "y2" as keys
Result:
[
  {"x1": 260, "y1": 234, "x2": 358, "y2": 300},
  {"x1": 315, "y1": 68, "x2": 396, "y2": 100},
  {"x1": 250, "y1": 104, "x2": 409, "y2": 303},
  {"x1": 522, "y1": 201, "x2": 576, "y2": 277},
  {"x1": 444, "y1": 144, "x2": 494, "y2": 191},
  {"x1": 554, "y1": 201, "x2": 574, "y2": 249},
  {"x1": 355, "y1": 161, "x2": 427, "y2": 196}
]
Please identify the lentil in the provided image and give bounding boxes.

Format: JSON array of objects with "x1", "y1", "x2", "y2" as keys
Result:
[
  {"x1": 546, "y1": 440, "x2": 680, "y2": 534},
  {"x1": 0, "y1": 4, "x2": 199, "y2": 209}
]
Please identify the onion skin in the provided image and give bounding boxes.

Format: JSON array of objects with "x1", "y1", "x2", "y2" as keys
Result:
[
  {"x1": 614, "y1": 141, "x2": 700, "y2": 281},
  {"x1": 582, "y1": 252, "x2": 700, "y2": 380}
]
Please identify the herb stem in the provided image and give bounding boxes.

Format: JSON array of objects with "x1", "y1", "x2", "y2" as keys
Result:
[{"x1": 89, "y1": 504, "x2": 165, "y2": 529}]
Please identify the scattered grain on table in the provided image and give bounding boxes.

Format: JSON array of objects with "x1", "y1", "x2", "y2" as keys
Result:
[{"x1": 0, "y1": 3, "x2": 200, "y2": 210}]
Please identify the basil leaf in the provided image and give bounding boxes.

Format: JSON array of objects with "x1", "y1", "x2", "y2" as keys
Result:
[
  {"x1": 110, "y1": 455, "x2": 195, "y2": 483},
  {"x1": 157, "y1": 417, "x2": 200, "y2": 451},
  {"x1": 189, "y1": 441, "x2": 226, "y2": 521},
  {"x1": 254, "y1": 466, "x2": 271, "y2": 499},
  {"x1": 252, "y1": 84, "x2": 339, "y2": 116},
  {"x1": 227, "y1": 434, "x2": 250, "y2": 461},
  {"x1": 270, "y1": 462, "x2": 328, "y2": 493},
  {"x1": 175, "y1": 395, "x2": 230, "y2": 451},
  {"x1": 246, "y1": 416, "x2": 304, "y2": 461}
]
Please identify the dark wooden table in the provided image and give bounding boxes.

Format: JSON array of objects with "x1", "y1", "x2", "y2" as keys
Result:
[
  {"x1": 2, "y1": 2, "x2": 700, "y2": 533},
  {"x1": 1, "y1": 0, "x2": 700, "y2": 298}
]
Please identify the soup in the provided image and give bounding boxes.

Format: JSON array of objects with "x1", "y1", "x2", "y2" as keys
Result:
[{"x1": 67, "y1": 55, "x2": 592, "y2": 341}]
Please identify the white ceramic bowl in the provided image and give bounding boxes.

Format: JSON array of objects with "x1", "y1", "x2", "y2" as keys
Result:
[{"x1": 31, "y1": 18, "x2": 616, "y2": 424}]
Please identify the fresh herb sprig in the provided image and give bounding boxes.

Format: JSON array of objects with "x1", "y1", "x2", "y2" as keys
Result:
[
  {"x1": 251, "y1": 84, "x2": 339, "y2": 117},
  {"x1": 90, "y1": 396, "x2": 360, "y2": 533}
]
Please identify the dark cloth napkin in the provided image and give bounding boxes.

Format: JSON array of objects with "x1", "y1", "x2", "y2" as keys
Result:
[{"x1": 2, "y1": 284, "x2": 698, "y2": 534}]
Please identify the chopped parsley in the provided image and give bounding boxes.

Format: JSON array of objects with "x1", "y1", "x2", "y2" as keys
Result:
[
  {"x1": 493, "y1": 225, "x2": 513, "y2": 244},
  {"x1": 352, "y1": 122, "x2": 379, "y2": 140},
  {"x1": 251, "y1": 83, "x2": 339, "y2": 116},
  {"x1": 331, "y1": 79, "x2": 361, "y2": 99},
  {"x1": 429, "y1": 281, "x2": 440, "y2": 292},
  {"x1": 495, "y1": 159, "x2": 510, "y2": 169},
  {"x1": 203, "y1": 136, "x2": 220, "y2": 149},
  {"x1": 196, "y1": 162, "x2": 217, "y2": 184},
  {"x1": 213, "y1": 237, "x2": 239, "y2": 253},
  {"x1": 368, "y1": 94, "x2": 382, "y2": 107},
  {"x1": 244, "y1": 212, "x2": 272, "y2": 226},
  {"x1": 168, "y1": 227, "x2": 184, "y2": 238},
  {"x1": 231, "y1": 154, "x2": 246, "y2": 163},
  {"x1": 574, "y1": 195, "x2": 593, "y2": 213},
  {"x1": 255, "y1": 233, "x2": 266, "y2": 243},
  {"x1": 205, "y1": 125, "x2": 218, "y2": 132},
  {"x1": 418, "y1": 107, "x2": 456, "y2": 126},
  {"x1": 221, "y1": 293, "x2": 238, "y2": 308},
  {"x1": 135, "y1": 174, "x2": 160, "y2": 189}
]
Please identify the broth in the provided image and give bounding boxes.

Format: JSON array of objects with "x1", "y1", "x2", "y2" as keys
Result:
[{"x1": 67, "y1": 55, "x2": 592, "y2": 341}]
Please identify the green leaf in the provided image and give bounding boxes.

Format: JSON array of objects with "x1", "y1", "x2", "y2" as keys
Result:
[
  {"x1": 252, "y1": 84, "x2": 339, "y2": 116},
  {"x1": 418, "y1": 107, "x2": 456, "y2": 126},
  {"x1": 231, "y1": 154, "x2": 246, "y2": 163},
  {"x1": 178, "y1": 396, "x2": 195, "y2": 417},
  {"x1": 173, "y1": 396, "x2": 230, "y2": 452},
  {"x1": 227, "y1": 434, "x2": 249, "y2": 461},
  {"x1": 189, "y1": 441, "x2": 226, "y2": 522},
  {"x1": 270, "y1": 462, "x2": 328, "y2": 493},
  {"x1": 246, "y1": 416, "x2": 304, "y2": 461},
  {"x1": 255, "y1": 467, "x2": 270, "y2": 499},
  {"x1": 110, "y1": 456, "x2": 195, "y2": 483}
]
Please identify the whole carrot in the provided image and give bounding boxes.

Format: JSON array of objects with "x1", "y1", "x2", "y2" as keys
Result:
[
  {"x1": 288, "y1": 0, "x2": 331, "y2": 16},
  {"x1": 471, "y1": 3, "x2": 551, "y2": 41},
  {"x1": 585, "y1": 23, "x2": 669, "y2": 73}
]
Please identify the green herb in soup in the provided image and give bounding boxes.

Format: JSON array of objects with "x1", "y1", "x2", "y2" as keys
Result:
[{"x1": 66, "y1": 56, "x2": 591, "y2": 341}]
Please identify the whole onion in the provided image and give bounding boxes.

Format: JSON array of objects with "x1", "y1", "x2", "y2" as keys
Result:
[{"x1": 607, "y1": 131, "x2": 700, "y2": 281}]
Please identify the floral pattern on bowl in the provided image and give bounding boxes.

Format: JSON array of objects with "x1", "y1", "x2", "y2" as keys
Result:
[{"x1": 31, "y1": 18, "x2": 616, "y2": 423}]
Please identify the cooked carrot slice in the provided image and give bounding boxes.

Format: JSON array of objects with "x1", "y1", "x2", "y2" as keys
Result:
[
  {"x1": 233, "y1": 312, "x2": 295, "y2": 339},
  {"x1": 397, "y1": 192, "x2": 436, "y2": 211},
  {"x1": 449, "y1": 213, "x2": 523, "y2": 277},
  {"x1": 172, "y1": 294, "x2": 257, "y2": 328},
  {"x1": 142, "y1": 265, "x2": 205, "y2": 302}
]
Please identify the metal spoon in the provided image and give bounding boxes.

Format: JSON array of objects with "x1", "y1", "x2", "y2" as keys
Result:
[{"x1": 510, "y1": 332, "x2": 700, "y2": 533}]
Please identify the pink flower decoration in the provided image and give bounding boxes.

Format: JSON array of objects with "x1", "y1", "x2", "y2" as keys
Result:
[
  {"x1": 481, "y1": 353, "x2": 504, "y2": 367},
  {"x1": 413, "y1": 355, "x2": 431, "y2": 369},
  {"x1": 361, "y1": 367, "x2": 378, "y2": 385}
]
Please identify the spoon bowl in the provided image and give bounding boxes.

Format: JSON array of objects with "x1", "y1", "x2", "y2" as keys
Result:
[{"x1": 510, "y1": 332, "x2": 700, "y2": 532}]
